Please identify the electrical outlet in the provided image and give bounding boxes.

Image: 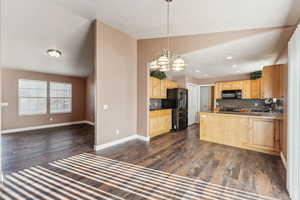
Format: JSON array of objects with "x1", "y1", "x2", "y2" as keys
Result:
[
  {"x1": 103, "y1": 104, "x2": 109, "y2": 110},
  {"x1": 116, "y1": 129, "x2": 120, "y2": 135},
  {"x1": 254, "y1": 102, "x2": 258, "y2": 107},
  {"x1": 50, "y1": 117, "x2": 53, "y2": 121}
]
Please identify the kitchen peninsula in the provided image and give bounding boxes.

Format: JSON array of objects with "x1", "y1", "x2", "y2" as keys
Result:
[
  {"x1": 199, "y1": 112, "x2": 283, "y2": 155},
  {"x1": 199, "y1": 64, "x2": 286, "y2": 156}
]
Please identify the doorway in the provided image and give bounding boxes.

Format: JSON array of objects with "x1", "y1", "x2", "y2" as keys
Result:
[{"x1": 188, "y1": 84, "x2": 214, "y2": 126}]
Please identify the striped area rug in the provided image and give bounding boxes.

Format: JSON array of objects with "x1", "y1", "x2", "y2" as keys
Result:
[{"x1": 0, "y1": 153, "x2": 279, "y2": 200}]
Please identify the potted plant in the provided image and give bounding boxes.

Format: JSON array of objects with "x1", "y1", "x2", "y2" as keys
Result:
[{"x1": 150, "y1": 70, "x2": 167, "y2": 80}]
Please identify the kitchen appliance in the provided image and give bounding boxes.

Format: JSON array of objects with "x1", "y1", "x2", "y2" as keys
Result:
[
  {"x1": 162, "y1": 88, "x2": 188, "y2": 131},
  {"x1": 221, "y1": 90, "x2": 242, "y2": 99}
]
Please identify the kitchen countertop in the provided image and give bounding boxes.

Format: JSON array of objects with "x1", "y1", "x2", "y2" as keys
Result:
[
  {"x1": 200, "y1": 111, "x2": 283, "y2": 120},
  {"x1": 150, "y1": 108, "x2": 173, "y2": 111}
]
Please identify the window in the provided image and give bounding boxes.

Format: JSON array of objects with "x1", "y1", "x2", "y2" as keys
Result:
[
  {"x1": 50, "y1": 82, "x2": 72, "y2": 114},
  {"x1": 18, "y1": 79, "x2": 47, "y2": 115}
]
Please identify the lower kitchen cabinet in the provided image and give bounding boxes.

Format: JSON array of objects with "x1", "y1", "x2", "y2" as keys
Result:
[
  {"x1": 149, "y1": 109, "x2": 172, "y2": 137},
  {"x1": 248, "y1": 118, "x2": 280, "y2": 153},
  {"x1": 199, "y1": 113, "x2": 281, "y2": 155}
]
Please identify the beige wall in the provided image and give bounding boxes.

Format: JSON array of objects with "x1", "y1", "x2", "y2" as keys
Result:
[
  {"x1": 95, "y1": 21, "x2": 137, "y2": 145},
  {"x1": 1, "y1": 69, "x2": 87, "y2": 130},
  {"x1": 86, "y1": 72, "x2": 95, "y2": 122}
]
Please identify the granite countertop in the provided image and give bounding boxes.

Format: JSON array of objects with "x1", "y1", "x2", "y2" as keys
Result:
[
  {"x1": 150, "y1": 108, "x2": 173, "y2": 111},
  {"x1": 200, "y1": 111, "x2": 283, "y2": 120}
]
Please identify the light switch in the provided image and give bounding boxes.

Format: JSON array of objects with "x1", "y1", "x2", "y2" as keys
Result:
[
  {"x1": 1, "y1": 102, "x2": 8, "y2": 107},
  {"x1": 103, "y1": 104, "x2": 109, "y2": 111}
]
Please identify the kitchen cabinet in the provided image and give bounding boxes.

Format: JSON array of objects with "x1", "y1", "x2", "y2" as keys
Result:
[
  {"x1": 200, "y1": 114, "x2": 249, "y2": 147},
  {"x1": 150, "y1": 77, "x2": 161, "y2": 98},
  {"x1": 199, "y1": 112, "x2": 281, "y2": 155},
  {"x1": 248, "y1": 118, "x2": 280, "y2": 153},
  {"x1": 242, "y1": 80, "x2": 251, "y2": 99},
  {"x1": 214, "y1": 79, "x2": 262, "y2": 100},
  {"x1": 149, "y1": 109, "x2": 172, "y2": 137},
  {"x1": 262, "y1": 65, "x2": 284, "y2": 98},
  {"x1": 150, "y1": 77, "x2": 178, "y2": 99},
  {"x1": 251, "y1": 78, "x2": 262, "y2": 99},
  {"x1": 160, "y1": 80, "x2": 167, "y2": 98},
  {"x1": 166, "y1": 80, "x2": 178, "y2": 89},
  {"x1": 214, "y1": 83, "x2": 222, "y2": 99}
]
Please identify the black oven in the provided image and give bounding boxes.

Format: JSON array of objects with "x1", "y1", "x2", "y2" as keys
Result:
[{"x1": 221, "y1": 90, "x2": 242, "y2": 99}]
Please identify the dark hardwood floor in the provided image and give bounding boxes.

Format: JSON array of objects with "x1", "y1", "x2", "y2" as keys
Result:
[
  {"x1": 2, "y1": 124, "x2": 95, "y2": 173},
  {"x1": 1, "y1": 124, "x2": 289, "y2": 199}
]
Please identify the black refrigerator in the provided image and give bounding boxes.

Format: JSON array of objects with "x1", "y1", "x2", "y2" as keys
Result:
[{"x1": 162, "y1": 88, "x2": 188, "y2": 131}]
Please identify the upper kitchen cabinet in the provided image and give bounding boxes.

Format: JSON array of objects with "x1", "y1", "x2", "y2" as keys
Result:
[
  {"x1": 149, "y1": 77, "x2": 178, "y2": 99},
  {"x1": 242, "y1": 80, "x2": 251, "y2": 99},
  {"x1": 251, "y1": 78, "x2": 262, "y2": 99},
  {"x1": 262, "y1": 65, "x2": 284, "y2": 98},
  {"x1": 215, "y1": 80, "x2": 254, "y2": 99},
  {"x1": 166, "y1": 80, "x2": 178, "y2": 89}
]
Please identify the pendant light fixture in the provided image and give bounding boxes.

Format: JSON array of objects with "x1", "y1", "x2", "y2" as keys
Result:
[{"x1": 149, "y1": 0, "x2": 186, "y2": 72}]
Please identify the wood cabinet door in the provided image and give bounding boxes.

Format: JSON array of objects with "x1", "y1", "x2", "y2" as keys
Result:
[
  {"x1": 149, "y1": 77, "x2": 153, "y2": 98},
  {"x1": 224, "y1": 117, "x2": 249, "y2": 147},
  {"x1": 231, "y1": 81, "x2": 243, "y2": 90},
  {"x1": 251, "y1": 79, "x2": 261, "y2": 99},
  {"x1": 200, "y1": 115, "x2": 224, "y2": 144},
  {"x1": 262, "y1": 65, "x2": 283, "y2": 98},
  {"x1": 149, "y1": 110, "x2": 172, "y2": 137},
  {"x1": 221, "y1": 82, "x2": 232, "y2": 90},
  {"x1": 249, "y1": 119, "x2": 279, "y2": 152},
  {"x1": 160, "y1": 80, "x2": 167, "y2": 98},
  {"x1": 167, "y1": 80, "x2": 178, "y2": 89},
  {"x1": 172, "y1": 81, "x2": 178, "y2": 88},
  {"x1": 149, "y1": 117, "x2": 160, "y2": 137},
  {"x1": 152, "y1": 77, "x2": 161, "y2": 98},
  {"x1": 214, "y1": 83, "x2": 222, "y2": 99},
  {"x1": 166, "y1": 80, "x2": 172, "y2": 89},
  {"x1": 242, "y1": 80, "x2": 251, "y2": 99}
]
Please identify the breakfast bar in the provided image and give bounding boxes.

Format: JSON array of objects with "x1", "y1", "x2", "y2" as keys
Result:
[{"x1": 199, "y1": 112, "x2": 283, "y2": 155}]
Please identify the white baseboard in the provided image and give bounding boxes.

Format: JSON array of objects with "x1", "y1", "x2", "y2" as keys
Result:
[
  {"x1": 94, "y1": 134, "x2": 150, "y2": 151},
  {"x1": 280, "y1": 152, "x2": 287, "y2": 169},
  {"x1": 136, "y1": 135, "x2": 151, "y2": 142},
  {"x1": 1, "y1": 121, "x2": 90, "y2": 134},
  {"x1": 83, "y1": 121, "x2": 95, "y2": 126}
]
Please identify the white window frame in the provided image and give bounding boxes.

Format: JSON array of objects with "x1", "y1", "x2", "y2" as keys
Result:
[
  {"x1": 18, "y1": 79, "x2": 48, "y2": 116},
  {"x1": 49, "y1": 82, "x2": 72, "y2": 114}
]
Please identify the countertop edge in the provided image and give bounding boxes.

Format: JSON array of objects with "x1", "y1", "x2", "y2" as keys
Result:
[{"x1": 199, "y1": 112, "x2": 284, "y2": 120}]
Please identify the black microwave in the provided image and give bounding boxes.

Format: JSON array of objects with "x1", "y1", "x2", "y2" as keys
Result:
[{"x1": 222, "y1": 90, "x2": 242, "y2": 99}]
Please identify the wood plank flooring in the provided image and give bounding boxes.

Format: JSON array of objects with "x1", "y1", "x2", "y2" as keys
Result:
[
  {"x1": 1, "y1": 124, "x2": 289, "y2": 199},
  {"x1": 2, "y1": 124, "x2": 95, "y2": 173}
]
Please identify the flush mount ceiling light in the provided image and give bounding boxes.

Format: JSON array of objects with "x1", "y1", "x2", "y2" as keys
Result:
[
  {"x1": 47, "y1": 49, "x2": 62, "y2": 58},
  {"x1": 149, "y1": 0, "x2": 186, "y2": 72},
  {"x1": 226, "y1": 56, "x2": 233, "y2": 60},
  {"x1": 232, "y1": 64, "x2": 237, "y2": 68}
]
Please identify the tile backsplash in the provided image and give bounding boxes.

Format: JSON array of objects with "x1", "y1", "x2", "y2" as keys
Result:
[
  {"x1": 150, "y1": 99, "x2": 162, "y2": 110},
  {"x1": 216, "y1": 99, "x2": 268, "y2": 111}
]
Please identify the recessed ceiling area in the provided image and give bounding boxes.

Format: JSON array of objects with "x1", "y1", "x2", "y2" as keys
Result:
[
  {"x1": 1, "y1": 0, "x2": 300, "y2": 77},
  {"x1": 167, "y1": 27, "x2": 295, "y2": 79}
]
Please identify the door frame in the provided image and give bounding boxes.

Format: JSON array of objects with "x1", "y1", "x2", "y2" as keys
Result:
[{"x1": 287, "y1": 24, "x2": 300, "y2": 200}]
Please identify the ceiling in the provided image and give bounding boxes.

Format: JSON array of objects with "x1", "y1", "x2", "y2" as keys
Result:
[
  {"x1": 1, "y1": 0, "x2": 300, "y2": 77},
  {"x1": 167, "y1": 27, "x2": 295, "y2": 79}
]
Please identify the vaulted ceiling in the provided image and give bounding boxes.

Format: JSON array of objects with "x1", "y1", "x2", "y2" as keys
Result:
[{"x1": 1, "y1": 0, "x2": 300, "y2": 77}]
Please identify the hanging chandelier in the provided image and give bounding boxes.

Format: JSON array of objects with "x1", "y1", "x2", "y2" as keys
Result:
[{"x1": 149, "y1": 0, "x2": 186, "y2": 72}]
